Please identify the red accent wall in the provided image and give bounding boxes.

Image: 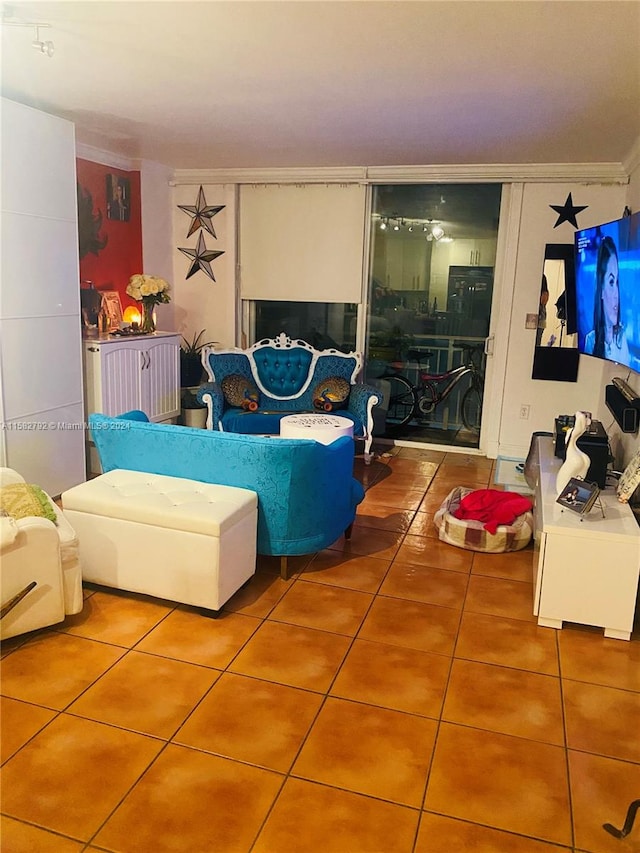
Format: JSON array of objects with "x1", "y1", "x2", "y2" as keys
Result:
[{"x1": 76, "y1": 158, "x2": 143, "y2": 311}]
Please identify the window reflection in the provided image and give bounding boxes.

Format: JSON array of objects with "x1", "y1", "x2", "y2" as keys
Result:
[{"x1": 252, "y1": 301, "x2": 356, "y2": 352}]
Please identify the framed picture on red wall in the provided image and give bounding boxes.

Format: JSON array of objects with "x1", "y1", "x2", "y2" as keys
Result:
[{"x1": 106, "y1": 174, "x2": 130, "y2": 222}]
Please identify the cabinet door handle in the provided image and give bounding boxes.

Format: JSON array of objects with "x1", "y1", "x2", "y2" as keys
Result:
[{"x1": 484, "y1": 334, "x2": 495, "y2": 357}]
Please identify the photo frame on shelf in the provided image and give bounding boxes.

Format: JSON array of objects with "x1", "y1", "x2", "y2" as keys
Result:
[
  {"x1": 101, "y1": 291, "x2": 123, "y2": 332},
  {"x1": 556, "y1": 477, "x2": 600, "y2": 514}
]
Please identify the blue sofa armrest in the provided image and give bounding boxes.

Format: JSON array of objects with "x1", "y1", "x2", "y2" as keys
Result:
[
  {"x1": 197, "y1": 382, "x2": 224, "y2": 431},
  {"x1": 347, "y1": 383, "x2": 380, "y2": 459}
]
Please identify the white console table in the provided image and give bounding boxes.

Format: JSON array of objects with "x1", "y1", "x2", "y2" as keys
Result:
[{"x1": 533, "y1": 437, "x2": 640, "y2": 640}]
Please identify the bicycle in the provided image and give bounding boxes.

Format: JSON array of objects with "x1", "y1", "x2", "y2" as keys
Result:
[{"x1": 381, "y1": 342, "x2": 485, "y2": 432}]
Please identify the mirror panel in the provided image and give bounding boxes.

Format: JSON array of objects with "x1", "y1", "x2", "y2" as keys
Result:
[{"x1": 532, "y1": 244, "x2": 580, "y2": 381}]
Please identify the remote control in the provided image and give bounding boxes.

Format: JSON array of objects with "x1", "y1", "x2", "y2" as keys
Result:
[{"x1": 612, "y1": 377, "x2": 638, "y2": 403}]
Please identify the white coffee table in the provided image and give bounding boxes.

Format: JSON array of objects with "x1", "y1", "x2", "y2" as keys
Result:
[{"x1": 279, "y1": 413, "x2": 354, "y2": 444}]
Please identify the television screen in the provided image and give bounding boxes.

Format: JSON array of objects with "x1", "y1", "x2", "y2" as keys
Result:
[{"x1": 575, "y1": 210, "x2": 640, "y2": 374}]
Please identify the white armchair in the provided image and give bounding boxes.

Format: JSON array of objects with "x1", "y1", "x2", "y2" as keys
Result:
[{"x1": 0, "y1": 468, "x2": 83, "y2": 640}]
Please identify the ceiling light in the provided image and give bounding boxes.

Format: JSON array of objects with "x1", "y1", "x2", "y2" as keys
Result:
[
  {"x1": 393, "y1": 221, "x2": 400, "y2": 231},
  {"x1": 379, "y1": 218, "x2": 387, "y2": 231},
  {"x1": 431, "y1": 225, "x2": 445, "y2": 241},
  {"x1": 4, "y1": 17, "x2": 55, "y2": 57},
  {"x1": 32, "y1": 36, "x2": 54, "y2": 56}
]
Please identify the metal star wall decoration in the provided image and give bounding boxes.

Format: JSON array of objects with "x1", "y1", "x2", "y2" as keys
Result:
[
  {"x1": 178, "y1": 232, "x2": 225, "y2": 281},
  {"x1": 178, "y1": 185, "x2": 225, "y2": 238},
  {"x1": 549, "y1": 193, "x2": 588, "y2": 229}
]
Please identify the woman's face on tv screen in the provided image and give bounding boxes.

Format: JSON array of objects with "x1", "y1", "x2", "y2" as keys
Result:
[{"x1": 601, "y1": 254, "x2": 619, "y2": 326}]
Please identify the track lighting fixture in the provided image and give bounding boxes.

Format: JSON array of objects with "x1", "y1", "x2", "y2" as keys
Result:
[
  {"x1": 3, "y1": 14, "x2": 54, "y2": 57},
  {"x1": 32, "y1": 26, "x2": 54, "y2": 56},
  {"x1": 373, "y1": 213, "x2": 453, "y2": 244}
]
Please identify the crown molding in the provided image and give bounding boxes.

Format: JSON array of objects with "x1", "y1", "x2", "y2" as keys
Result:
[
  {"x1": 170, "y1": 167, "x2": 367, "y2": 186},
  {"x1": 366, "y1": 163, "x2": 629, "y2": 184},
  {"x1": 75, "y1": 143, "x2": 139, "y2": 172},
  {"x1": 170, "y1": 162, "x2": 629, "y2": 187}
]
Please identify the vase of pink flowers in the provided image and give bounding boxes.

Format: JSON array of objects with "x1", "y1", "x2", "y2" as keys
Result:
[{"x1": 126, "y1": 274, "x2": 171, "y2": 334}]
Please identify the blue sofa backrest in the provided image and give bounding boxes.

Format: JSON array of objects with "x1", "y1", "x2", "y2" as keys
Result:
[
  {"x1": 203, "y1": 333, "x2": 361, "y2": 404},
  {"x1": 88, "y1": 412, "x2": 364, "y2": 557}
]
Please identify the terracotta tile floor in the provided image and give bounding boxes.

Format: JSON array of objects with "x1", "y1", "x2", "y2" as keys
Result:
[{"x1": 1, "y1": 446, "x2": 639, "y2": 853}]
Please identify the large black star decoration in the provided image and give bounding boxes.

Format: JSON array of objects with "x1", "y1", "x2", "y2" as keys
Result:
[
  {"x1": 549, "y1": 193, "x2": 588, "y2": 229},
  {"x1": 178, "y1": 185, "x2": 225, "y2": 238},
  {"x1": 179, "y1": 232, "x2": 225, "y2": 281}
]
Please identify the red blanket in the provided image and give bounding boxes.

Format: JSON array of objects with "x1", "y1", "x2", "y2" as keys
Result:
[{"x1": 453, "y1": 489, "x2": 533, "y2": 535}]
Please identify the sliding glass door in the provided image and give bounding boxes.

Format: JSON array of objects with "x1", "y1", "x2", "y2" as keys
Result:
[{"x1": 365, "y1": 183, "x2": 502, "y2": 449}]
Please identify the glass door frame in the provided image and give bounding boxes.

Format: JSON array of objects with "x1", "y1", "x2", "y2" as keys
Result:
[{"x1": 359, "y1": 181, "x2": 511, "y2": 456}]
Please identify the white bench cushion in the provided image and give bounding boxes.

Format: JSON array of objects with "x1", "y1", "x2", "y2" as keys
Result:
[{"x1": 62, "y1": 470, "x2": 257, "y2": 538}]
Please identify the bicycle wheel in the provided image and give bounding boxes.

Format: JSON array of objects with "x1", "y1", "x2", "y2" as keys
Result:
[
  {"x1": 461, "y1": 384, "x2": 482, "y2": 433},
  {"x1": 383, "y1": 374, "x2": 417, "y2": 428}
]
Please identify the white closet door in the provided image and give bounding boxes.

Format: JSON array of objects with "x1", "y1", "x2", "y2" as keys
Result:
[{"x1": 0, "y1": 98, "x2": 85, "y2": 495}]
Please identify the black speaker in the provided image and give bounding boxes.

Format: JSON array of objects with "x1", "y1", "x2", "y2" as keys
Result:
[{"x1": 605, "y1": 384, "x2": 640, "y2": 433}]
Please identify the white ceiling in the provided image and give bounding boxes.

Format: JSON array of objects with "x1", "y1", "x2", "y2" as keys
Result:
[{"x1": 2, "y1": 1, "x2": 639, "y2": 171}]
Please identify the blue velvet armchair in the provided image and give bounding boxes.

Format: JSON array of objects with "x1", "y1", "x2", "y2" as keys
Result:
[{"x1": 197, "y1": 333, "x2": 380, "y2": 462}]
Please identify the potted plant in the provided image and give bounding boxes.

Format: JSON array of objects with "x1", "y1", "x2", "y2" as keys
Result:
[{"x1": 180, "y1": 330, "x2": 216, "y2": 389}]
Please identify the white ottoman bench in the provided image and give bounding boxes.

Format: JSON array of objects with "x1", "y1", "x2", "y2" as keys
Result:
[{"x1": 61, "y1": 470, "x2": 257, "y2": 613}]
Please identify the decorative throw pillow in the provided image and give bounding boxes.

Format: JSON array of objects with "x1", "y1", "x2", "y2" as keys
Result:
[
  {"x1": 221, "y1": 374, "x2": 260, "y2": 411},
  {"x1": 0, "y1": 483, "x2": 57, "y2": 523},
  {"x1": 312, "y1": 376, "x2": 350, "y2": 411}
]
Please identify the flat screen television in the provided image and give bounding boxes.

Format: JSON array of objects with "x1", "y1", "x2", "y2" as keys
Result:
[{"x1": 575, "y1": 210, "x2": 640, "y2": 374}]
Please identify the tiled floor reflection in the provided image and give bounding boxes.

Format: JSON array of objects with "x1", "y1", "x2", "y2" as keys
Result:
[{"x1": 1, "y1": 445, "x2": 638, "y2": 853}]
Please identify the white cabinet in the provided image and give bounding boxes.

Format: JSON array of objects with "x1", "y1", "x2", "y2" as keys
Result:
[
  {"x1": 532, "y1": 437, "x2": 640, "y2": 640},
  {"x1": 83, "y1": 333, "x2": 180, "y2": 422},
  {"x1": 384, "y1": 234, "x2": 430, "y2": 291}
]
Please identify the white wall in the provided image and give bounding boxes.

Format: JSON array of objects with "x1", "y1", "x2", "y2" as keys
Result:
[
  {"x1": 497, "y1": 181, "x2": 628, "y2": 459},
  {"x1": 171, "y1": 184, "x2": 237, "y2": 348},
  {"x1": 141, "y1": 159, "x2": 175, "y2": 332}
]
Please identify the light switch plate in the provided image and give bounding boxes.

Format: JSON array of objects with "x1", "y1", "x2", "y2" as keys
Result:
[{"x1": 525, "y1": 313, "x2": 538, "y2": 330}]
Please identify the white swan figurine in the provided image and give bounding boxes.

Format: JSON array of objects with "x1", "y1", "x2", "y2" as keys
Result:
[{"x1": 556, "y1": 410, "x2": 591, "y2": 496}]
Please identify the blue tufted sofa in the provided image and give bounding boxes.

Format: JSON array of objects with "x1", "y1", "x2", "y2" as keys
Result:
[
  {"x1": 88, "y1": 411, "x2": 364, "y2": 579},
  {"x1": 197, "y1": 333, "x2": 380, "y2": 461}
]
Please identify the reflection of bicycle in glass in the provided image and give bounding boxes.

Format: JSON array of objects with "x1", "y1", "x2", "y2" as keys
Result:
[{"x1": 381, "y1": 342, "x2": 485, "y2": 432}]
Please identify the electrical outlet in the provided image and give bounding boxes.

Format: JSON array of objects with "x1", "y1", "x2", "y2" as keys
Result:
[{"x1": 519, "y1": 404, "x2": 530, "y2": 419}]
